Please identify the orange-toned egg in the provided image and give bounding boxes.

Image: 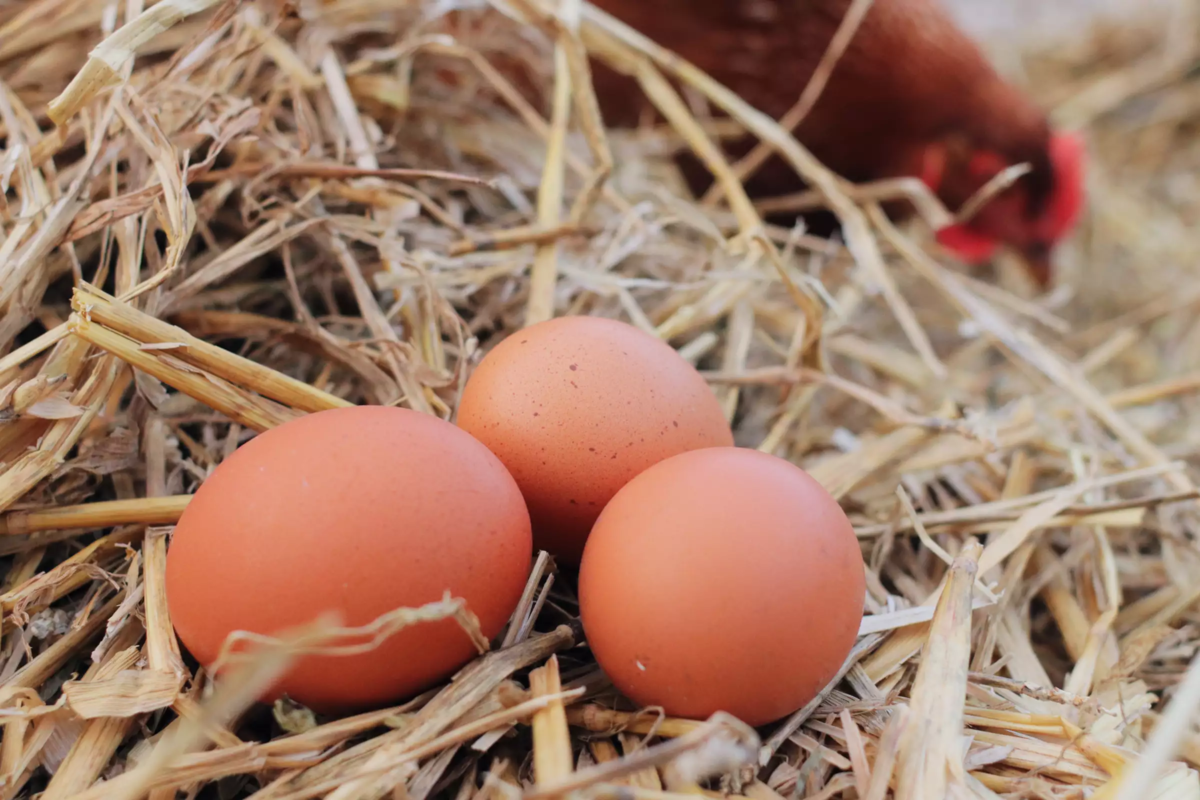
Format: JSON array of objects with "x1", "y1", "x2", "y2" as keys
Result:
[
  {"x1": 165, "y1": 406, "x2": 532, "y2": 713},
  {"x1": 457, "y1": 316, "x2": 733, "y2": 564},
  {"x1": 578, "y1": 447, "x2": 864, "y2": 726}
]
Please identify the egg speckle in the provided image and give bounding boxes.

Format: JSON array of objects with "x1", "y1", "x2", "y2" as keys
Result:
[
  {"x1": 165, "y1": 406, "x2": 532, "y2": 713},
  {"x1": 457, "y1": 316, "x2": 732, "y2": 563},
  {"x1": 578, "y1": 447, "x2": 865, "y2": 726}
]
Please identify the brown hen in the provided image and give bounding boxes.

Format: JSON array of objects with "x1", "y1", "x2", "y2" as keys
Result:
[{"x1": 585, "y1": 0, "x2": 1085, "y2": 285}]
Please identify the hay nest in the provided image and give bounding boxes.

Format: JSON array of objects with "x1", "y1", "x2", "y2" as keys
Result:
[{"x1": 1, "y1": 0, "x2": 1199, "y2": 798}]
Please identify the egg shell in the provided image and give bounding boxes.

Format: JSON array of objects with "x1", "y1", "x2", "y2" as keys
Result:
[
  {"x1": 578, "y1": 447, "x2": 865, "y2": 726},
  {"x1": 456, "y1": 316, "x2": 733, "y2": 564},
  {"x1": 165, "y1": 405, "x2": 532, "y2": 713}
]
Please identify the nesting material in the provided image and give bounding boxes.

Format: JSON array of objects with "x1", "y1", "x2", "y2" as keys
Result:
[{"x1": 0, "y1": 0, "x2": 1199, "y2": 798}]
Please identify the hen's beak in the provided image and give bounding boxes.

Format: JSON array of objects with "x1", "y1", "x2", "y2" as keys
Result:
[{"x1": 1014, "y1": 242, "x2": 1054, "y2": 288}]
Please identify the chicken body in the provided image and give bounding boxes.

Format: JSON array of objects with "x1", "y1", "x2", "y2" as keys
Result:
[{"x1": 585, "y1": 0, "x2": 1081, "y2": 283}]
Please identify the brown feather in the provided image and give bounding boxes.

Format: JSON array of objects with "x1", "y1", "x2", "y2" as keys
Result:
[{"x1": 587, "y1": 0, "x2": 1055, "y2": 225}]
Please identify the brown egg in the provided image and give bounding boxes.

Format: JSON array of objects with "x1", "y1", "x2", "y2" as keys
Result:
[
  {"x1": 578, "y1": 447, "x2": 864, "y2": 726},
  {"x1": 457, "y1": 316, "x2": 733, "y2": 564},
  {"x1": 165, "y1": 406, "x2": 532, "y2": 713}
]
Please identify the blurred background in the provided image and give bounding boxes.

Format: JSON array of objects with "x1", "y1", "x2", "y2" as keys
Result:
[{"x1": 946, "y1": 0, "x2": 1182, "y2": 50}]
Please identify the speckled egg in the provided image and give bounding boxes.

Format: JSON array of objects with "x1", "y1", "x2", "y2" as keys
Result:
[{"x1": 456, "y1": 316, "x2": 733, "y2": 564}]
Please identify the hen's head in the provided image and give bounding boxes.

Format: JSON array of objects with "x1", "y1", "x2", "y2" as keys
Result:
[{"x1": 918, "y1": 131, "x2": 1086, "y2": 287}]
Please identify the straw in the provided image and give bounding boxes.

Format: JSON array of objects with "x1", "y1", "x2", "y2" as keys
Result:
[{"x1": 0, "y1": 0, "x2": 1196, "y2": 797}]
